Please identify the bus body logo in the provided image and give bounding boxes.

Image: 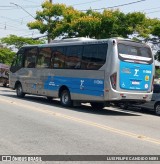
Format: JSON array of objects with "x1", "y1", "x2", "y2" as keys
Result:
[
  {"x1": 145, "y1": 75, "x2": 149, "y2": 81},
  {"x1": 134, "y1": 69, "x2": 139, "y2": 77},
  {"x1": 80, "y1": 80, "x2": 84, "y2": 89},
  {"x1": 145, "y1": 84, "x2": 149, "y2": 89},
  {"x1": 122, "y1": 82, "x2": 125, "y2": 87}
]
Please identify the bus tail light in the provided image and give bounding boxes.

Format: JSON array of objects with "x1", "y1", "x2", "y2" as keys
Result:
[{"x1": 110, "y1": 72, "x2": 117, "y2": 90}]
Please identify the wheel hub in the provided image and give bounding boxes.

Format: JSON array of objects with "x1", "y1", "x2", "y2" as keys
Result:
[
  {"x1": 156, "y1": 105, "x2": 160, "y2": 115},
  {"x1": 63, "y1": 93, "x2": 68, "y2": 104}
]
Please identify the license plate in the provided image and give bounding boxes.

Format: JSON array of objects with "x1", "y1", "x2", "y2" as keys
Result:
[{"x1": 132, "y1": 81, "x2": 140, "y2": 85}]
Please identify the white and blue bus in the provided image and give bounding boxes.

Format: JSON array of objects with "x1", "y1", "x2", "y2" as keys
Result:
[{"x1": 9, "y1": 37, "x2": 155, "y2": 109}]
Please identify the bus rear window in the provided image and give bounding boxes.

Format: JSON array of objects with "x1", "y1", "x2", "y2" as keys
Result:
[{"x1": 118, "y1": 43, "x2": 152, "y2": 58}]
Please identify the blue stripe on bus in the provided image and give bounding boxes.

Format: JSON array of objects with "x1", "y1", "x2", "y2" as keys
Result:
[{"x1": 44, "y1": 76, "x2": 104, "y2": 97}]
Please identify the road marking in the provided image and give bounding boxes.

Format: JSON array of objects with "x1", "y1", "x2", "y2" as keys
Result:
[{"x1": 1, "y1": 97, "x2": 160, "y2": 145}]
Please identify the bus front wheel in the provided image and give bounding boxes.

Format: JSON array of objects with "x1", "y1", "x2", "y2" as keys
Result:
[
  {"x1": 90, "y1": 102, "x2": 105, "y2": 110},
  {"x1": 60, "y1": 89, "x2": 73, "y2": 107},
  {"x1": 16, "y1": 83, "x2": 25, "y2": 98}
]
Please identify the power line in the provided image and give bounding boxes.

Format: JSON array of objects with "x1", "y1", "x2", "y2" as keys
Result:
[
  {"x1": 0, "y1": 5, "x2": 40, "y2": 8},
  {"x1": 0, "y1": 24, "x2": 32, "y2": 31},
  {"x1": 0, "y1": 16, "x2": 28, "y2": 25},
  {"x1": 0, "y1": 8, "x2": 19, "y2": 11},
  {"x1": 0, "y1": 6, "x2": 40, "y2": 11},
  {"x1": 0, "y1": 0, "x2": 151, "y2": 25},
  {"x1": 2, "y1": 0, "x2": 158, "y2": 39},
  {"x1": 146, "y1": 10, "x2": 160, "y2": 14},
  {"x1": 141, "y1": 6, "x2": 160, "y2": 12},
  {"x1": 0, "y1": 5, "x2": 40, "y2": 11},
  {"x1": 19, "y1": 32, "x2": 43, "y2": 37},
  {"x1": 0, "y1": 6, "x2": 14, "y2": 7},
  {"x1": 0, "y1": 22, "x2": 24, "y2": 28},
  {"x1": 4, "y1": 30, "x2": 42, "y2": 37},
  {"x1": 0, "y1": 27, "x2": 32, "y2": 32},
  {"x1": 80, "y1": 0, "x2": 146, "y2": 11},
  {"x1": 20, "y1": 0, "x2": 41, "y2": 4},
  {"x1": 72, "y1": 0, "x2": 102, "y2": 6},
  {"x1": 10, "y1": 3, "x2": 35, "y2": 19},
  {"x1": 0, "y1": 29, "x2": 42, "y2": 38},
  {"x1": 0, "y1": 22, "x2": 37, "y2": 31}
]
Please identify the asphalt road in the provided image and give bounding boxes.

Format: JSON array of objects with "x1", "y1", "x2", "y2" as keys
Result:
[{"x1": 0, "y1": 86, "x2": 160, "y2": 163}]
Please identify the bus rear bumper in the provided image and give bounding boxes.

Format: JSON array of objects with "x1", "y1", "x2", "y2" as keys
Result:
[{"x1": 108, "y1": 91, "x2": 152, "y2": 102}]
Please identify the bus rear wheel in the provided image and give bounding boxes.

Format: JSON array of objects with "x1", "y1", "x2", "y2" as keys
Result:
[
  {"x1": 154, "y1": 102, "x2": 160, "y2": 116},
  {"x1": 90, "y1": 102, "x2": 105, "y2": 110},
  {"x1": 16, "y1": 83, "x2": 25, "y2": 98},
  {"x1": 60, "y1": 89, "x2": 73, "y2": 107}
]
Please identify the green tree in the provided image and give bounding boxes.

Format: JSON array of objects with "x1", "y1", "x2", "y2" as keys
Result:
[
  {"x1": 27, "y1": 1, "x2": 160, "y2": 40},
  {"x1": 28, "y1": 1, "x2": 66, "y2": 40},
  {"x1": 0, "y1": 46, "x2": 15, "y2": 65},
  {"x1": 27, "y1": 1, "x2": 85, "y2": 40},
  {"x1": 155, "y1": 50, "x2": 160, "y2": 62},
  {"x1": 1, "y1": 35, "x2": 45, "y2": 50},
  {"x1": 70, "y1": 10, "x2": 153, "y2": 39},
  {"x1": 152, "y1": 25, "x2": 160, "y2": 38}
]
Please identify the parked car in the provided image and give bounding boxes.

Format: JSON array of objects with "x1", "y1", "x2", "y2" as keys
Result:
[
  {"x1": 135, "y1": 84, "x2": 160, "y2": 116},
  {"x1": 112, "y1": 84, "x2": 160, "y2": 116},
  {"x1": 0, "y1": 63, "x2": 9, "y2": 87}
]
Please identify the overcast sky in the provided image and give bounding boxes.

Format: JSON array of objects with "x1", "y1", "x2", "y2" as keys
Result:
[{"x1": 0, "y1": 0, "x2": 160, "y2": 39}]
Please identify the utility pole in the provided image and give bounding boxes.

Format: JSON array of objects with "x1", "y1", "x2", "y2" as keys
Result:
[{"x1": 48, "y1": 0, "x2": 52, "y2": 43}]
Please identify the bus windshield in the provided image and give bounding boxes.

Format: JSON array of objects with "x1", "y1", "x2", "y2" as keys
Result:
[{"x1": 118, "y1": 42, "x2": 153, "y2": 63}]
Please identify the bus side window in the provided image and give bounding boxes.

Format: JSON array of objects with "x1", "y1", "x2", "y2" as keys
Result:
[
  {"x1": 118, "y1": 44, "x2": 126, "y2": 54},
  {"x1": 81, "y1": 45, "x2": 97, "y2": 69},
  {"x1": 65, "y1": 46, "x2": 82, "y2": 69},
  {"x1": 140, "y1": 47, "x2": 151, "y2": 58},
  {"x1": 12, "y1": 50, "x2": 24, "y2": 67},
  {"x1": 37, "y1": 48, "x2": 51, "y2": 68},
  {"x1": 81, "y1": 44, "x2": 107, "y2": 70},
  {"x1": 10, "y1": 48, "x2": 25, "y2": 73},
  {"x1": 51, "y1": 47, "x2": 65, "y2": 69},
  {"x1": 24, "y1": 47, "x2": 38, "y2": 68}
]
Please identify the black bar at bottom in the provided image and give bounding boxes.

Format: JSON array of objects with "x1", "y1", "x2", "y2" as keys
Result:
[{"x1": 0, "y1": 155, "x2": 160, "y2": 161}]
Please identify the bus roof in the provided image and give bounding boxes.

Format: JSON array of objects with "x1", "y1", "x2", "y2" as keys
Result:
[{"x1": 21, "y1": 37, "x2": 147, "y2": 48}]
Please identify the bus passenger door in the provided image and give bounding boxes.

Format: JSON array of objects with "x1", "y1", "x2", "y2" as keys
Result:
[
  {"x1": 36, "y1": 47, "x2": 52, "y2": 96},
  {"x1": 10, "y1": 48, "x2": 25, "y2": 88},
  {"x1": 23, "y1": 47, "x2": 38, "y2": 94}
]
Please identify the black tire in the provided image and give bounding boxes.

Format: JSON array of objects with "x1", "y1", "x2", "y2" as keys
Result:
[
  {"x1": 154, "y1": 103, "x2": 160, "y2": 116},
  {"x1": 60, "y1": 90, "x2": 73, "y2": 107},
  {"x1": 90, "y1": 102, "x2": 105, "y2": 110},
  {"x1": 16, "y1": 83, "x2": 25, "y2": 98}
]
